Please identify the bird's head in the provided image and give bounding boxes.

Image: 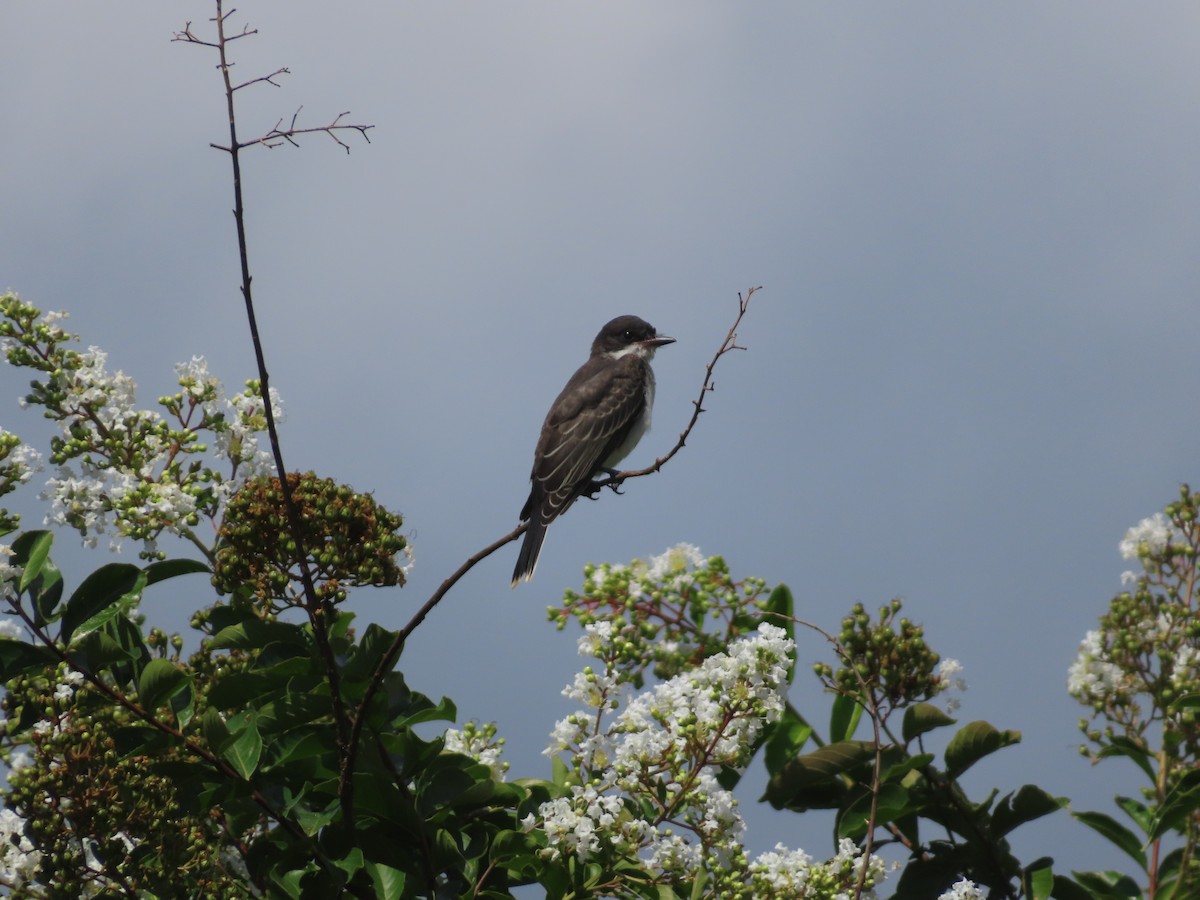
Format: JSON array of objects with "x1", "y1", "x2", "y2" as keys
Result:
[{"x1": 593, "y1": 315, "x2": 676, "y2": 360}]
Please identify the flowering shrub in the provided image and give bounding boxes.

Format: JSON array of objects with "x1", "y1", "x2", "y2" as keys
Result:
[
  {"x1": 1067, "y1": 488, "x2": 1200, "y2": 897},
  {"x1": 0, "y1": 295, "x2": 1195, "y2": 897}
]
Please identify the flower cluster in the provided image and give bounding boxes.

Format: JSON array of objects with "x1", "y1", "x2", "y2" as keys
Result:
[
  {"x1": 550, "y1": 543, "x2": 772, "y2": 687},
  {"x1": 0, "y1": 428, "x2": 42, "y2": 534},
  {"x1": 1069, "y1": 488, "x2": 1200, "y2": 768},
  {"x1": 444, "y1": 721, "x2": 508, "y2": 780},
  {"x1": 0, "y1": 545, "x2": 22, "y2": 604},
  {"x1": 0, "y1": 806, "x2": 40, "y2": 889},
  {"x1": 938, "y1": 879, "x2": 985, "y2": 900},
  {"x1": 0, "y1": 294, "x2": 282, "y2": 559},
  {"x1": 532, "y1": 614, "x2": 885, "y2": 897},
  {"x1": 747, "y1": 838, "x2": 886, "y2": 897}
]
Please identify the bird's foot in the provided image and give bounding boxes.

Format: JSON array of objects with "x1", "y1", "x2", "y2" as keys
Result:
[{"x1": 582, "y1": 470, "x2": 624, "y2": 500}]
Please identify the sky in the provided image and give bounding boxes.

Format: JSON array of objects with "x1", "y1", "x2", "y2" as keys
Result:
[{"x1": 4, "y1": 1, "x2": 1200, "y2": 888}]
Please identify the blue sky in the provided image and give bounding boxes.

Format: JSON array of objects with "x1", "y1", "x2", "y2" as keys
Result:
[{"x1": 4, "y1": 1, "x2": 1200, "y2": 885}]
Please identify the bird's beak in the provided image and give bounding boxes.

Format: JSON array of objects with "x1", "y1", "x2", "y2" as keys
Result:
[{"x1": 641, "y1": 335, "x2": 676, "y2": 348}]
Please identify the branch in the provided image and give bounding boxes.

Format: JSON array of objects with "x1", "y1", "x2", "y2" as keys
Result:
[
  {"x1": 594, "y1": 285, "x2": 759, "y2": 492},
  {"x1": 340, "y1": 522, "x2": 527, "y2": 804},
  {"x1": 228, "y1": 108, "x2": 375, "y2": 154},
  {"x1": 178, "y1": 0, "x2": 366, "y2": 836}
]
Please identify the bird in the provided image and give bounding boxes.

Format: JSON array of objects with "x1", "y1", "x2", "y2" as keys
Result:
[{"x1": 511, "y1": 315, "x2": 675, "y2": 585}]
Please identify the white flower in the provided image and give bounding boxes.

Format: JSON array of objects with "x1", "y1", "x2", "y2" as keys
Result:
[
  {"x1": 0, "y1": 807, "x2": 41, "y2": 886},
  {"x1": 443, "y1": 722, "x2": 507, "y2": 780},
  {"x1": 0, "y1": 545, "x2": 22, "y2": 601},
  {"x1": 1067, "y1": 630, "x2": 1128, "y2": 702},
  {"x1": 1119, "y1": 513, "x2": 1174, "y2": 560},
  {"x1": 646, "y1": 543, "x2": 706, "y2": 583},
  {"x1": 939, "y1": 878, "x2": 985, "y2": 900},
  {"x1": 936, "y1": 658, "x2": 967, "y2": 713}
]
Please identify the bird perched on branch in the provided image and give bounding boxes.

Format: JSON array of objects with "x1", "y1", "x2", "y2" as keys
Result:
[{"x1": 512, "y1": 315, "x2": 675, "y2": 585}]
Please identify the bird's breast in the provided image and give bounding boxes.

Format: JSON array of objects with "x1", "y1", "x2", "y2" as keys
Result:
[{"x1": 602, "y1": 366, "x2": 655, "y2": 469}]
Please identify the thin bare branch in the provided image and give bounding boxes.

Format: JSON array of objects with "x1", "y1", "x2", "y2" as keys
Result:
[
  {"x1": 184, "y1": 0, "x2": 366, "y2": 838},
  {"x1": 232, "y1": 66, "x2": 289, "y2": 92},
  {"x1": 595, "y1": 285, "x2": 760, "y2": 491}
]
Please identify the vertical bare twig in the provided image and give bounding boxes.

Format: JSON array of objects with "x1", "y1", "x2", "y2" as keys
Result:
[{"x1": 174, "y1": 0, "x2": 372, "y2": 836}]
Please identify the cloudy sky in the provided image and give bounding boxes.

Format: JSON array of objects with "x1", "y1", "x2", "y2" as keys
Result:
[{"x1": 5, "y1": 1, "x2": 1200, "y2": 885}]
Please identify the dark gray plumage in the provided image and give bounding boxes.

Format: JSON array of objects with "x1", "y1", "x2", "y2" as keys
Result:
[{"x1": 512, "y1": 315, "x2": 675, "y2": 585}]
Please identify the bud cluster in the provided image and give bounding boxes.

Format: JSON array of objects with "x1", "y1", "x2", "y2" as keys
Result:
[
  {"x1": 813, "y1": 598, "x2": 943, "y2": 714},
  {"x1": 212, "y1": 471, "x2": 409, "y2": 606}
]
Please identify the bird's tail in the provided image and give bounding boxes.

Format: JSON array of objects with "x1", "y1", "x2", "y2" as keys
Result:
[{"x1": 511, "y1": 520, "x2": 547, "y2": 586}]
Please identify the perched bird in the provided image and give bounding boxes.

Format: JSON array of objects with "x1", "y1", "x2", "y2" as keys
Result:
[{"x1": 512, "y1": 315, "x2": 675, "y2": 585}]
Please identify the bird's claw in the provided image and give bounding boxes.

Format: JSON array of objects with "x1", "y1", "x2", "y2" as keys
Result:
[{"x1": 582, "y1": 472, "x2": 624, "y2": 500}]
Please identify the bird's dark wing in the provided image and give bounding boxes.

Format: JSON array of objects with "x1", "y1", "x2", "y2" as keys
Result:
[{"x1": 524, "y1": 354, "x2": 648, "y2": 526}]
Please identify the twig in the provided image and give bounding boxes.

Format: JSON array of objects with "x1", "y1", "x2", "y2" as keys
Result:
[
  {"x1": 176, "y1": 0, "x2": 364, "y2": 834},
  {"x1": 594, "y1": 285, "x2": 759, "y2": 491},
  {"x1": 793, "y1": 615, "x2": 883, "y2": 900}
]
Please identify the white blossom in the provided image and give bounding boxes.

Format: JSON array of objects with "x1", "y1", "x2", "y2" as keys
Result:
[
  {"x1": 936, "y1": 658, "x2": 968, "y2": 713},
  {"x1": 646, "y1": 542, "x2": 706, "y2": 586},
  {"x1": 1067, "y1": 630, "x2": 1128, "y2": 702},
  {"x1": 0, "y1": 807, "x2": 40, "y2": 887},
  {"x1": 1119, "y1": 513, "x2": 1175, "y2": 560},
  {"x1": 0, "y1": 545, "x2": 22, "y2": 601},
  {"x1": 939, "y1": 878, "x2": 985, "y2": 900},
  {"x1": 443, "y1": 723, "x2": 507, "y2": 780}
]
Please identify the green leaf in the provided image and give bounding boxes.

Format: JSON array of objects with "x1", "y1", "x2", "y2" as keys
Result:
[
  {"x1": 837, "y1": 782, "x2": 911, "y2": 839},
  {"x1": 60, "y1": 563, "x2": 144, "y2": 644},
  {"x1": 365, "y1": 862, "x2": 405, "y2": 900},
  {"x1": 332, "y1": 847, "x2": 364, "y2": 880},
  {"x1": 342, "y1": 622, "x2": 400, "y2": 683},
  {"x1": 1071, "y1": 810, "x2": 1147, "y2": 869},
  {"x1": 224, "y1": 713, "x2": 263, "y2": 779},
  {"x1": 68, "y1": 602, "x2": 128, "y2": 645},
  {"x1": 1097, "y1": 736, "x2": 1155, "y2": 783},
  {"x1": 143, "y1": 557, "x2": 210, "y2": 585},
  {"x1": 28, "y1": 559, "x2": 63, "y2": 628},
  {"x1": 1148, "y1": 767, "x2": 1200, "y2": 841},
  {"x1": 762, "y1": 740, "x2": 875, "y2": 809},
  {"x1": 12, "y1": 530, "x2": 53, "y2": 592},
  {"x1": 200, "y1": 707, "x2": 231, "y2": 753},
  {"x1": 1050, "y1": 874, "x2": 1098, "y2": 900},
  {"x1": 1114, "y1": 795, "x2": 1152, "y2": 835},
  {"x1": 991, "y1": 785, "x2": 1064, "y2": 837},
  {"x1": 11, "y1": 531, "x2": 61, "y2": 626},
  {"x1": 829, "y1": 693, "x2": 863, "y2": 743},
  {"x1": 1171, "y1": 692, "x2": 1200, "y2": 712},
  {"x1": 943, "y1": 720, "x2": 1020, "y2": 778},
  {"x1": 880, "y1": 752, "x2": 934, "y2": 783},
  {"x1": 209, "y1": 619, "x2": 309, "y2": 652},
  {"x1": 763, "y1": 584, "x2": 795, "y2": 682},
  {"x1": 80, "y1": 630, "x2": 133, "y2": 671},
  {"x1": 1024, "y1": 859, "x2": 1055, "y2": 900},
  {"x1": 1070, "y1": 870, "x2": 1142, "y2": 899},
  {"x1": 763, "y1": 704, "x2": 814, "y2": 775},
  {"x1": 902, "y1": 702, "x2": 956, "y2": 743},
  {"x1": 0, "y1": 639, "x2": 54, "y2": 680},
  {"x1": 137, "y1": 658, "x2": 191, "y2": 711}
]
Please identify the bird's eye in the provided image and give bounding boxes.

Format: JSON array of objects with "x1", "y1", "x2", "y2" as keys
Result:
[{"x1": 623, "y1": 330, "x2": 633, "y2": 341}]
